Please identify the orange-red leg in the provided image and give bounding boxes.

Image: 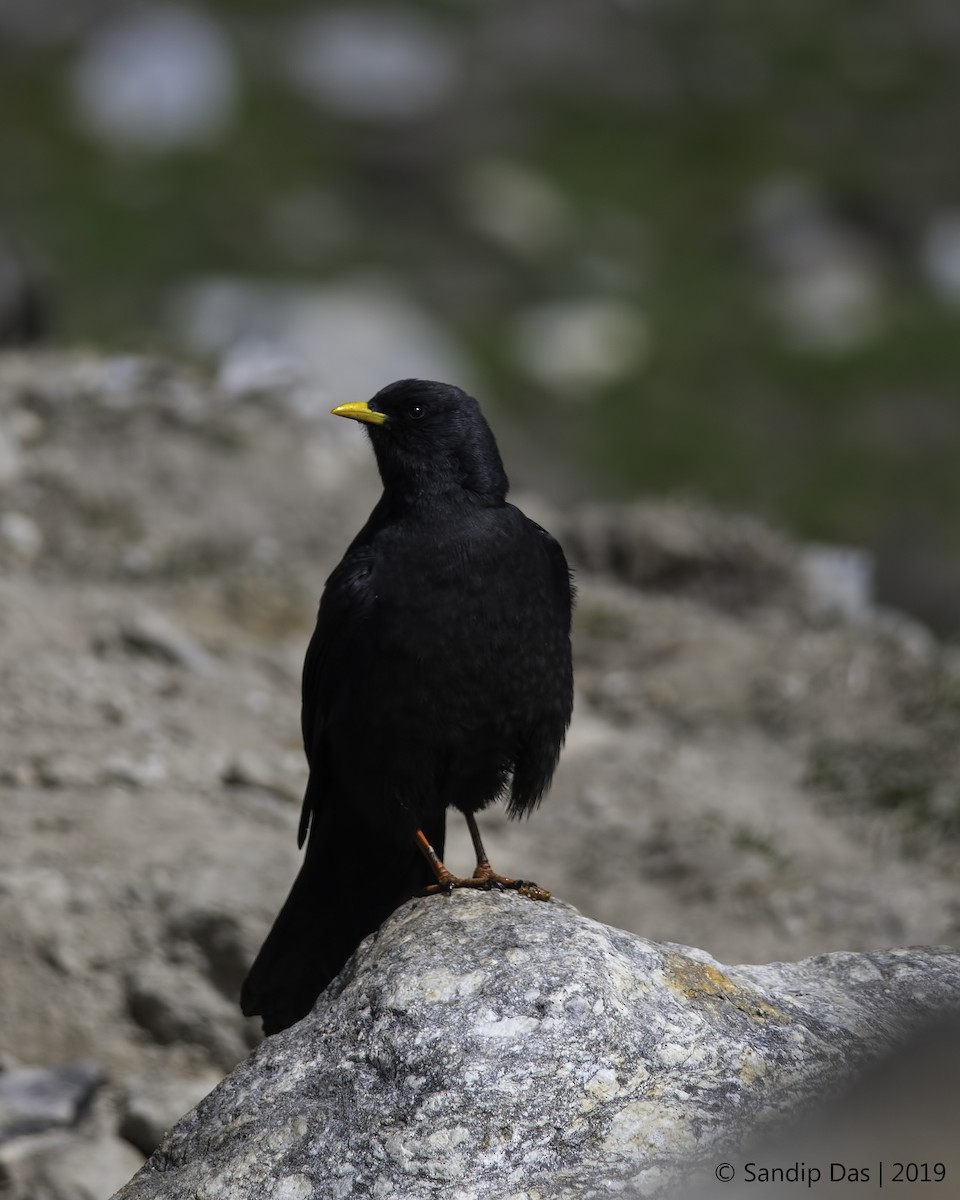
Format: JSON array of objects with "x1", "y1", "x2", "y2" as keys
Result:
[{"x1": 414, "y1": 819, "x2": 550, "y2": 902}]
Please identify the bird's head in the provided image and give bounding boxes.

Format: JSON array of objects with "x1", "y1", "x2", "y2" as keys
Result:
[{"x1": 332, "y1": 379, "x2": 508, "y2": 503}]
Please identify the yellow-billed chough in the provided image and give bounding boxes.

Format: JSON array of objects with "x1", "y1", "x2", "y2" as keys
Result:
[{"x1": 241, "y1": 379, "x2": 574, "y2": 1034}]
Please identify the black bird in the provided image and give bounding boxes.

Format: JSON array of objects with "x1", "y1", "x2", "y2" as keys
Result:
[{"x1": 241, "y1": 379, "x2": 574, "y2": 1035}]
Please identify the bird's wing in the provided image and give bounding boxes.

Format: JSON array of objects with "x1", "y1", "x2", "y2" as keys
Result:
[
  {"x1": 507, "y1": 518, "x2": 575, "y2": 816},
  {"x1": 534, "y1": 520, "x2": 576, "y2": 612},
  {"x1": 297, "y1": 545, "x2": 377, "y2": 848}
]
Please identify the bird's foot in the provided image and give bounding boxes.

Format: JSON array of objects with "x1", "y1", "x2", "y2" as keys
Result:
[
  {"x1": 470, "y1": 861, "x2": 551, "y2": 901},
  {"x1": 421, "y1": 864, "x2": 550, "y2": 902},
  {"x1": 414, "y1": 827, "x2": 550, "y2": 901}
]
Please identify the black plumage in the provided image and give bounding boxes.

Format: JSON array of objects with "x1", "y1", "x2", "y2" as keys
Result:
[{"x1": 241, "y1": 379, "x2": 574, "y2": 1035}]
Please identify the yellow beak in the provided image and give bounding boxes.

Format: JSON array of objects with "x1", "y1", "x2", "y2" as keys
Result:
[{"x1": 330, "y1": 401, "x2": 388, "y2": 426}]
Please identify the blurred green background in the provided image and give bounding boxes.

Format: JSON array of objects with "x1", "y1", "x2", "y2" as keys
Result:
[{"x1": 2, "y1": 0, "x2": 959, "y2": 629}]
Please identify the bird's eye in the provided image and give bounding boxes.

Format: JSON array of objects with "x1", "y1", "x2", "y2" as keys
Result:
[{"x1": 409, "y1": 403, "x2": 425, "y2": 420}]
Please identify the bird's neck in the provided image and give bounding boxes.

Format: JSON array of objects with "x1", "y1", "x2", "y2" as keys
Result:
[
  {"x1": 375, "y1": 448, "x2": 508, "y2": 508},
  {"x1": 379, "y1": 477, "x2": 505, "y2": 514}
]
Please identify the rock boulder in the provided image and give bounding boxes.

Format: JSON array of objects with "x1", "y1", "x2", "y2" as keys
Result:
[{"x1": 114, "y1": 891, "x2": 960, "y2": 1199}]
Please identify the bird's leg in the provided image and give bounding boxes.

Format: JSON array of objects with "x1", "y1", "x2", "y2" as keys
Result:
[
  {"x1": 413, "y1": 822, "x2": 550, "y2": 902},
  {"x1": 414, "y1": 828, "x2": 460, "y2": 892},
  {"x1": 464, "y1": 812, "x2": 550, "y2": 900}
]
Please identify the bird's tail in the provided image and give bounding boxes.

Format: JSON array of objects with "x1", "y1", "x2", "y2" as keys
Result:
[{"x1": 241, "y1": 812, "x2": 442, "y2": 1035}]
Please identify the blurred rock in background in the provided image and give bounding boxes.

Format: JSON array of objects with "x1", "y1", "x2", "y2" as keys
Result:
[
  {"x1": 0, "y1": 353, "x2": 958, "y2": 1196},
  {"x1": 1, "y1": 0, "x2": 960, "y2": 629},
  {"x1": 68, "y1": 4, "x2": 239, "y2": 154},
  {"x1": 285, "y1": 6, "x2": 461, "y2": 124},
  {"x1": 168, "y1": 273, "x2": 473, "y2": 407},
  {"x1": 745, "y1": 178, "x2": 886, "y2": 353}
]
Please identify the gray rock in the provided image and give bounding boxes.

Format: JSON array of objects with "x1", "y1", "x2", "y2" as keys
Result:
[
  {"x1": 114, "y1": 608, "x2": 214, "y2": 674},
  {"x1": 0, "y1": 420, "x2": 22, "y2": 487},
  {"x1": 69, "y1": 4, "x2": 238, "y2": 153},
  {"x1": 220, "y1": 750, "x2": 301, "y2": 805},
  {"x1": 163, "y1": 905, "x2": 257, "y2": 1000},
  {"x1": 103, "y1": 753, "x2": 169, "y2": 789},
  {"x1": 169, "y1": 275, "x2": 473, "y2": 408},
  {"x1": 0, "y1": 1062, "x2": 103, "y2": 1141},
  {"x1": 563, "y1": 500, "x2": 798, "y2": 612},
  {"x1": 746, "y1": 178, "x2": 884, "y2": 353},
  {"x1": 0, "y1": 511, "x2": 44, "y2": 563},
  {"x1": 0, "y1": 759, "x2": 37, "y2": 787},
  {"x1": 800, "y1": 543, "x2": 874, "y2": 621},
  {"x1": 119, "y1": 1075, "x2": 221, "y2": 1156},
  {"x1": 920, "y1": 211, "x2": 960, "y2": 304},
  {"x1": 113, "y1": 893, "x2": 960, "y2": 1199},
  {"x1": 512, "y1": 297, "x2": 651, "y2": 397},
  {"x1": 13, "y1": 1132, "x2": 145, "y2": 1200},
  {"x1": 457, "y1": 158, "x2": 574, "y2": 258},
  {"x1": 35, "y1": 752, "x2": 100, "y2": 789},
  {"x1": 686, "y1": 1014, "x2": 960, "y2": 1198},
  {"x1": 124, "y1": 961, "x2": 251, "y2": 1071},
  {"x1": 215, "y1": 341, "x2": 302, "y2": 401},
  {"x1": 285, "y1": 6, "x2": 459, "y2": 123}
]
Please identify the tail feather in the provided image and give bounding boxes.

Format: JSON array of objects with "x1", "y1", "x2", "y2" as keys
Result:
[{"x1": 241, "y1": 814, "x2": 443, "y2": 1035}]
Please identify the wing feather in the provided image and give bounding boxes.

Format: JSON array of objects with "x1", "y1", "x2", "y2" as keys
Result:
[{"x1": 297, "y1": 546, "x2": 377, "y2": 847}]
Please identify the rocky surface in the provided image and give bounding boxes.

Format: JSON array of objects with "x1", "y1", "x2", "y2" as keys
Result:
[
  {"x1": 1, "y1": 351, "x2": 959, "y2": 1195},
  {"x1": 115, "y1": 893, "x2": 960, "y2": 1200},
  {"x1": 686, "y1": 1014, "x2": 960, "y2": 1199}
]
